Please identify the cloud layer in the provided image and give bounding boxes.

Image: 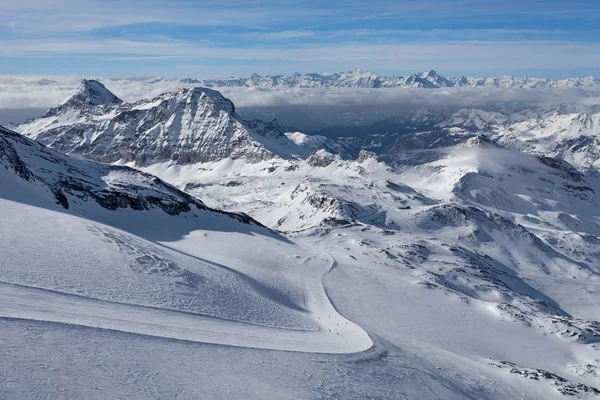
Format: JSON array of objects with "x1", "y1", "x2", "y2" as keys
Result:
[{"x1": 1, "y1": 76, "x2": 600, "y2": 128}]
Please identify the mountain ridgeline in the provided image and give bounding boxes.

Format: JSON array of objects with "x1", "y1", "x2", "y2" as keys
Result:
[
  {"x1": 180, "y1": 69, "x2": 600, "y2": 89},
  {"x1": 17, "y1": 79, "x2": 600, "y2": 171},
  {"x1": 19, "y1": 80, "x2": 308, "y2": 166}
]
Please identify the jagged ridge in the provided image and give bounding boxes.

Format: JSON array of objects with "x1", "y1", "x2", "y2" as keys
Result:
[
  {"x1": 179, "y1": 69, "x2": 600, "y2": 89},
  {"x1": 0, "y1": 125, "x2": 262, "y2": 226},
  {"x1": 18, "y1": 80, "x2": 306, "y2": 166}
]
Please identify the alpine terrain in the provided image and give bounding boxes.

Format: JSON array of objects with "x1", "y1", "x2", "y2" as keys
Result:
[{"x1": 3, "y1": 78, "x2": 600, "y2": 399}]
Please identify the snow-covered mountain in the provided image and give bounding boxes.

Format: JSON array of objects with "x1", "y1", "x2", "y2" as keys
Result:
[
  {"x1": 182, "y1": 69, "x2": 600, "y2": 89},
  {"x1": 0, "y1": 124, "x2": 267, "y2": 227},
  {"x1": 0, "y1": 124, "x2": 372, "y2": 347},
  {"x1": 313, "y1": 105, "x2": 600, "y2": 170},
  {"x1": 425, "y1": 106, "x2": 600, "y2": 170},
  {"x1": 485, "y1": 106, "x2": 600, "y2": 170},
  {"x1": 5, "y1": 81, "x2": 600, "y2": 399},
  {"x1": 18, "y1": 80, "x2": 305, "y2": 166}
]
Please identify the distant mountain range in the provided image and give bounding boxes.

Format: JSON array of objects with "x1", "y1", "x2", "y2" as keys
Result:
[{"x1": 181, "y1": 69, "x2": 600, "y2": 89}]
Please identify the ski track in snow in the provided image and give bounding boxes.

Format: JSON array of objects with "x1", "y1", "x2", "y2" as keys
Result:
[{"x1": 0, "y1": 257, "x2": 373, "y2": 355}]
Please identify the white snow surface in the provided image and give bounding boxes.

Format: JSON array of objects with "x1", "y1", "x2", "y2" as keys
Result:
[
  {"x1": 136, "y1": 136, "x2": 600, "y2": 399},
  {"x1": 3, "y1": 81, "x2": 600, "y2": 399},
  {"x1": 0, "y1": 125, "x2": 374, "y2": 354}
]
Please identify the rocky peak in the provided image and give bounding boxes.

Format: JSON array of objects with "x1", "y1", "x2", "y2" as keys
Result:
[
  {"x1": 244, "y1": 118, "x2": 285, "y2": 139},
  {"x1": 357, "y1": 150, "x2": 379, "y2": 163},
  {"x1": 124, "y1": 70, "x2": 600, "y2": 89},
  {"x1": 18, "y1": 82, "x2": 305, "y2": 166},
  {"x1": 179, "y1": 86, "x2": 236, "y2": 115},
  {"x1": 307, "y1": 149, "x2": 336, "y2": 167},
  {"x1": 181, "y1": 78, "x2": 202, "y2": 84},
  {"x1": 404, "y1": 72, "x2": 437, "y2": 88},
  {"x1": 0, "y1": 125, "x2": 34, "y2": 181},
  {"x1": 61, "y1": 79, "x2": 123, "y2": 109},
  {"x1": 465, "y1": 135, "x2": 502, "y2": 148},
  {"x1": 452, "y1": 76, "x2": 471, "y2": 87}
]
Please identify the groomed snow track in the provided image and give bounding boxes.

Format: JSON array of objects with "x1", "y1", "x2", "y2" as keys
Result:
[{"x1": 0, "y1": 257, "x2": 373, "y2": 355}]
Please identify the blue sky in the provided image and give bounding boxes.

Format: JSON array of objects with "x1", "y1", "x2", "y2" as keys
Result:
[{"x1": 1, "y1": 0, "x2": 600, "y2": 78}]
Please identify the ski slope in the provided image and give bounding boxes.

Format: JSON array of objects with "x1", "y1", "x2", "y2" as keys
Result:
[
  {"x1": 0, "y1": 197, "x2": 371, "y2": 354},
  {"x1": 0, "y1": 125, "x2": 371, "y2": 354}
]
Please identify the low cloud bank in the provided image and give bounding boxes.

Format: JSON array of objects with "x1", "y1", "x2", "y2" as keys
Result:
[
  {"x1": 1, "y1": 76, "x2": 599, "y2": 128},
  {"x1": 222, "y1": 86, "x2": 600, "y2": 109}
]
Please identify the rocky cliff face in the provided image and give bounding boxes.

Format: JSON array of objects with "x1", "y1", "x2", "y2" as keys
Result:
[
  {"x1": 18, "y1": 80, "x2": 305, "y2": 166},
  {"x1": 0, "y1": 125, "x2": 260, "y2": 226}
]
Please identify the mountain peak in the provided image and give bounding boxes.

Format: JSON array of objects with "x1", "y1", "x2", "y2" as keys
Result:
[
  {"x1": 61, "y1": 79, "x2": 123, "y2": 108},
  {"x1": 179, "y1": 86, "x2": 236, "y2": 115},
  {"x1": 349, "y1": 68, "x2": 375, "y2": 76},
  {"x1": 20, "y1": 84, "x2": 306, "y2": 166}
]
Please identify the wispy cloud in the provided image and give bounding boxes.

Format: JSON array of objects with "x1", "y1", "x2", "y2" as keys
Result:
[
  {"x1": 0, "y1": 0, "x2": 336, "y2": 34},
  {"x1": 0, "y1": 0, "x2": 600, "y2": 77},
  {"x1": 292, "y1": 11, "x2": 402, "y2": 32},
  {"x1": 2, "y1": 37, "x2": 600, "y2": 74}
]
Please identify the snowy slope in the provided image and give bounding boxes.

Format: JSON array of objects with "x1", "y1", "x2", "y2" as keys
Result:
[
  {"x1": 144, "y1": 137, "x2": 600, "y2": 325},
  {"x1": 4, "y1": 143, "x2": 600, "y2": 398},
  {"x1": 0, "y1": 125, "x2": 374, "y2": 353},
  {"x1": 421, "y1": 106, "x2": 600, "y2": 170},
  {"x1": 137, "y1": 129, "x2": 600, "y2": 398}
]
